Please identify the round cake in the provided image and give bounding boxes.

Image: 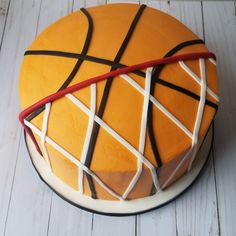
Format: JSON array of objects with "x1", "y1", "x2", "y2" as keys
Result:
[{"x1": 18, "y1": 4, "x2": 219, "y2": 215}]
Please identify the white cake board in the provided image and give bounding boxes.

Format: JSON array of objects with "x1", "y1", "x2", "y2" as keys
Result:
[{"x1": 24, "y1": 125, "x2": 213, "y2": 216}]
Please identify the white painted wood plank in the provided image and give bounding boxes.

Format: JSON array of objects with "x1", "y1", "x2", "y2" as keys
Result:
[
  {"x1": 92, "y1": 214, "x2": 135, "y2": 236},
  {"x1": 86, "y1": 0, "x2": 106, "y2": 8},
  {"x1": 139, "y1": 0, "x2": 167, "y2": 10},
  {"x1": 48, "y1": 194, "x2": 93, "y2": 236},
  {"x1": 175, "y1": 154, "x2": 219, "y2": 236},
  {"x1": 4, "y1": 135, "x2": 52, "y2": 236},
  {"x1": 37, "y1": 0, "x2": 73, "y2": 34},
  {"x1": 0, "y1": 0, "x2": 42, "y2": 235},
  {"x1": 0, "y1": 0, "x2": 10, "y2": 47},
  {"x1": 203, "y1": 2, "x2": 236, "y2": 236},
  {"x1": 166, "y1": 1, "x2": 204, "y2": 39},
  {"x1": 72, "y1": 0, "x2": 85, "y2": 11},
  {"x1": 2, "y1": 0, "x2": 73, "y2": 233},
  {"x1": 137, "y1": 203, "x2": 176, "y2": 236}
]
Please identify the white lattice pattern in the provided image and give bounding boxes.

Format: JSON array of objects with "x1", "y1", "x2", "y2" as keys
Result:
[{"x1": 24, "y1": 58, "x2": 218, "y2": 200}]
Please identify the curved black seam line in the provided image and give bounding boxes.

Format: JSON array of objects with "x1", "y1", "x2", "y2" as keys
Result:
[
  {"x1": 84, "y1": 4, "x2": 146, "y2": 199},
  {"x1": 27, "y1": 8, "x2": 97, "y2": 199},
  {"x1": 148, "y1": 39, "x2": 210, "y2": 196},
  {"x1": 147, "y1": 39, "x2": 206, "y2": 172},
  {"x1": 26, "y1": 8, "x2": 93, "y2": 122},
  {"x1": 24, "y1": 50, "x2": 146, "y2": 78},
  {"x1": 24, "y1": 50, "x2": 218, "y2": 110}
]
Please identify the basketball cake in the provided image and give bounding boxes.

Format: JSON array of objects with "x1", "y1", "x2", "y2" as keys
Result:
[{"x1": 18, "y1": 4, "x2": 219, "y2": 215}]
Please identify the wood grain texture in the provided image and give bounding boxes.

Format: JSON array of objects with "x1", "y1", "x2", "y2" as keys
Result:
[
  {"x1": 137, "y1": 3, "x2": 178, "y2": 236},
  {"x1": 137, "y1": 202, "x2": 177, "y2": 236},
  {"x1": 48, "y1": 194, "x2": 93, "y2": 236},
  {"x1": 4, "y1": 136, "x2": 52, "y2": 236},
  {"x1": 72, "y1": 0, "x2": 86, "y2": 11},
  {"x1": 0, "y1": 0, "x2": 10, "y2": 48},
  {"x1": 175, "y1": 153, "x2": 220, "y2": 236},
  {"x1": 107, "y1": 0, "x2": 140, "y2": 4},
  {"x1": 2, "y1": 0, "x2": 76, "y2": 235},
  {"x1": 92, "y1": 215, "x2": 135, "y2": 236},
  {"x1": 203, "y1": 2, "x2": 236, "y2": 236},
  {"x1": 37, "y1": 0, "x2": 73, "y2": 34},
  {"x1": 86, "y1": 0, "x2": 106, "y2": 7}
]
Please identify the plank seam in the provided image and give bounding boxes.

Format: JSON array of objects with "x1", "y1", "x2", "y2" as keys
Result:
[
  {"x1": 3, "y1": 128, "x2": 23, "y2": 236},
  {"x1": 46, "y1": 193, "x2": 53, "y2": 236},
  {"x1": 212, "y1": 144, "x2": 222, "y2": 236},
  {"x1": 202, "y1": 2, "x2": 221, "y2": 236},
  {"x1": 0, "y1": 0, "x2": 11, "y2": 53},
  {"x1": 201, "y1": 0, "x2": 206, "y2": 42}
]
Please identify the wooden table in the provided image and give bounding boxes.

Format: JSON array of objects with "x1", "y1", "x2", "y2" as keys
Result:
[{"x1": 0, "y1": 0, "x2": 235, "y2": 235}]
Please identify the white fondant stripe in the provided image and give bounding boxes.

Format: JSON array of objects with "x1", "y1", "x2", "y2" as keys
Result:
[
  {"x1": 24, "y1": 119, "x2": 123, "y2": 201},
  {"x1": 179, "y1": 61, "x2": 219, "y2": 102},
  {"x1": 66, "y1": 94, "x2": 160, "y2": 193},
  {"x1": 77, "y1": 84, "x2": 96, "y2": 194},
  {"x1": 40, "y1": 103, "x2": 52, "y2": 170},
  {"x1": 163, "y1": 58, "x2": 208, "y2": 188},
  {"x1": 161, "y1": 148, "x2": 193, "y2": 189},
  {"x1": 121, "y1": 74, "x2": 193, "y2": 139},
  {"x1": 188, "y1": 58, "x2": 207, "y2": 171},
  {"x1": 122, "y1": 67, "x2": 153, "y2": 199},
  {"x1": 209, "y1": 58, "x2": 216, "y2": 66}
]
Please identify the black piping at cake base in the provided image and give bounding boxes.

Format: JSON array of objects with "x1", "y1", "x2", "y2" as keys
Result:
[{"x1": 23, "y1": 122, "x2": 214, "y2": 217}]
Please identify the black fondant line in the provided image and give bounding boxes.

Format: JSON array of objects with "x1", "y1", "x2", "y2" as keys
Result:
[
  {"x1": 24, "y1": 50, "x2": 218, "y2": 110},
  {"x1": 147, "y1": 39, "x2": 206, "y2": 170},
  {"x1": 27, "y1": 8, "x2": 97, "y2": 198},
  {"x1": 84, "y1": 4, "x2": 146, "y2": 198},
  {"x1": 26, "y1": 8, "x2": 93, "y2": 122},
  {"x1": 59, "y1": 8, "x2": 92, "y2": 90},
  {"x1": 156, "y1": 78, "x2": 218, "y2": 110},
  {"x1": 25, "y1": 50, "x2": 146, "y2": 78}
]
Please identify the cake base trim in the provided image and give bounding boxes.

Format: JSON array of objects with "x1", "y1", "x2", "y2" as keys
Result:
[{"x1": 24, "y1": 124, "x2": 213, "y2": 216}]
